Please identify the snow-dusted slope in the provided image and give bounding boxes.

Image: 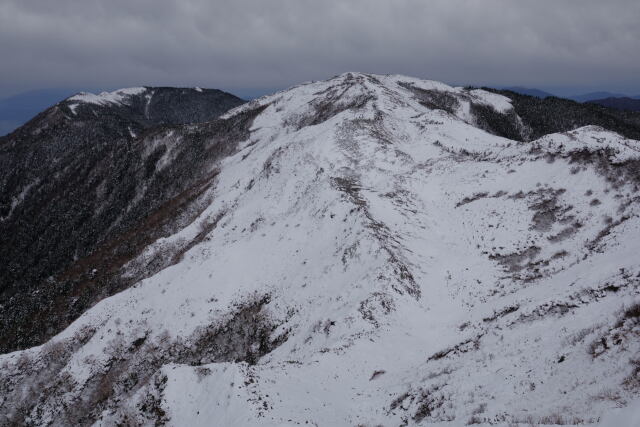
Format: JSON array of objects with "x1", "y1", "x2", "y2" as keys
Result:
[
  {"x1": 0, "y1": 86, "x2": 245, "y2": 352},
  {"x1": 2, "y1": 73, "x2": 640, "y2": 426},
  {"x1": 68, "y1": 87, "x2": 147, "y2": 107}
]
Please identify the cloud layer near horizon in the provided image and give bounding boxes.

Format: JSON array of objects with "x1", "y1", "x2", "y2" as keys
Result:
[{"x1": 1, "y1": 0, "x2": 638, "y2": 97}]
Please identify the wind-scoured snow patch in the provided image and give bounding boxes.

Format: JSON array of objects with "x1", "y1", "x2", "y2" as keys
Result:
[{"x1": 68, "y1": 87, "x2": 147, "y2": 106}]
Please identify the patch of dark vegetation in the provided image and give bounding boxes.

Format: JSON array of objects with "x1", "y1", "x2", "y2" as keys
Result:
[
  {"x1": 527, "y1": 188, "x2": 569, "y2": 232},
  {"x1": 181, "y1": 295, "x2": 288, "y2": 366},
  {"x1": 482, "y1": 305, "x2": 519, "y2": 323},
  {"x1": 288, "y1": 73, "x2": 374, "y2": 130},
  {"x1": 412, "y1": 384, "x2": 451, "y2": 423},
  {"x1": 389, "y1": 392, "x2": 411, "y2": 412},
  {"x1": 567, "y1": 146, "x2": 640, "y2": 187},
  {"x1": 547, "y1": 223, "x2": 581, "y2": 243},
  {"x1": 261, "y1": 146, "x2": 286, "y2": 178},
  {"x1": 511, "y1": 413, "x2": 587, "y2": 425},
  {"x1": 0, "y1": 294, "x2": 287, "y2": 426},
  {"x1": 343, "y1": 110, "x2": 396, "y2": 147},
  {"x1": 466, "y1": 403, "x2": 488, "y2": 425},
  {"x1": 482, "y1": 88, "x2": 640, "y2": 141},
  {"x1": 469, "y1": 102, "x2": 526, "y2": 141},
  {"x1": 0, "y1": 102, "x2": 265, "y2": 353},
  {"x1": 621, "y1": 303, "x2": 640, "y2": 321},
  {"x1": 135, "y1": 372, "x2": 170, "y2": 426},
  {"x1": 559, "y1": 276, "x2": 638, "y2": 324},
  {"x1": 515, "y1": 301, "x2": 579, "y2": 324},
  {"x1": 332, "y1": 175, "x2": 420, "y2": 299},
  {"x1": 623, "y1": 359, "x2": 640, "y2": 391},
  {"x1": 0, "y1": 325, "x2": 97, "y2": 426},
  {"x1": 586, "y1": 215, "x2": 630, "y2": 252},
  {"x1": 489, "y1": 246, "x2": 541, "y2": 273},
  {"x1": 425, "y1": 366, "x2": 454, "y2": 380},
  {"x1": 359, "y1": 292, "x2": 395, "y2": 327},
  {"x1": 341, "y1": 241, "x2": 359, "y2": 266},
  {"x1": 304, "y1": 93, "x2": 373, "y2": 129},
  {"x1": 456, "y1": 192, "x2": 489, "y2": 207},
  {"x1": 588, "y1": 300, "x2": 640, "y2": 362},
  {"x1": 369, "y1": 370, "x2": 386, "y2": 381},
  {"x1": 332, "y1": 176, "x2": 365, "y2": 205},
  {"x1": 427, "y1": 334, "x2": 484, "y2": 362},
  {"x1": 551, "y1": 250, "x2": 569, "y2": 259},
  {"x1": 536, "y1": 279, "x2": 640, "y2": 360},
  {"x1": 398, "y1": 82, "x2": 460, "y2": 115}
]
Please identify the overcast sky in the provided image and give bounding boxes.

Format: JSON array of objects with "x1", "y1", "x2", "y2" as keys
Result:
[{"x1": 1, "y1": 0, "x2": 639, "y2": 98}]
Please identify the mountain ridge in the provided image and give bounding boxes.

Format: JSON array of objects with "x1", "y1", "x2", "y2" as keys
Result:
[
  {"x1": 569, "y1": 91, "x2": 628, "y2": 103},
  {"x1": 587, "y1": 96, "x2": 640, "y2": 112},
  {"x1": 501, "y1": 86, "x2": 554, "y2": 98},
  {"x1": 1, "y1": 72, "x2": 640, "y2": 425},
  {"x1": 0, "y1": 86, "x2": 246, "y2": 351}
]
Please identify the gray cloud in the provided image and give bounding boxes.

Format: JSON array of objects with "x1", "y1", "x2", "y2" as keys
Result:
[{"x1": 1, "y1": 0, "x2": 639, "y2": 97}]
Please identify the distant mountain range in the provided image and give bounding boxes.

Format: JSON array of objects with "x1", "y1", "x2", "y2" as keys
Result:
[
  {"x1": 501, "y1": 87, "x2": 640, "y2": 103},
  {"x1": 502, "y1": 86, "x2": 555, "y2": 98},
  {"x1": 499, "y1": 87, "x2": 640, "y2": 112},
  {"x1": 568, "y1": 91, "x2": 629, "y2": 102},
  {"x1": 587, "y1": 97, "x2": 640, "y2": 112}
]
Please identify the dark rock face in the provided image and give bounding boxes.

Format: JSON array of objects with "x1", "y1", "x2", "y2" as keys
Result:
[
  {"x1": 0, "y1": 88, "x2": 249, "y2": 352},
  {"x1": 481, "y1": 89, "x2": 640, "y2": 141}
]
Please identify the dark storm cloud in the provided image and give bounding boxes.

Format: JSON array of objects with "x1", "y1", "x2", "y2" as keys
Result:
[{"x1": 1, "y1": 0, "x2": 639, "y2": 97}]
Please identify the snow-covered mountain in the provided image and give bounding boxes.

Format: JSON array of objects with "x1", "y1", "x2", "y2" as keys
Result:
[
  {"x1": 2, "y1": 73, "x2": 640, "y2": 426},
  {"x1": 0, "y1": 86, "x2": 245, "y2": 351}
]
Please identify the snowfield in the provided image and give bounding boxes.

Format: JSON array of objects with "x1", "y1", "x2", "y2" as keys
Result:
[
  {"x1": 66, "y1": 87, "x2": 148, "y2": 116},
  {"x1": 2, "y1": 73, "x2": 640, "y2": 426},
  {"x1": 68, "y1": 87, "x2": 148, "y2": 106}
]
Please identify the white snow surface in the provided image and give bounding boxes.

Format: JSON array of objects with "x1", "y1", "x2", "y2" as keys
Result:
[
  {"x1": 597, "y1": 399, "x2": 640, "y2": 427},
  {"x1": 3, "y1": 73, "x2": 640, "y2": 426},
  {"x1": 68, "y1": 87, "x2": 147, "y2": 106}
]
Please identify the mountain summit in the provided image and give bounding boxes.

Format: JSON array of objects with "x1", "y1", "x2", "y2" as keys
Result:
[{"x1": 1, "y1": 73, "x2": 640, "y2": 425}]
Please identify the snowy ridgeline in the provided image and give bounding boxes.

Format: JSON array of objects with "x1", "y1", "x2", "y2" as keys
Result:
[
  {"x1": 2, "y1": 73, "x2": 640, "y2": 426},
  {"x1": 68, "y1": 87, "x2": 148, "y2": 106}
]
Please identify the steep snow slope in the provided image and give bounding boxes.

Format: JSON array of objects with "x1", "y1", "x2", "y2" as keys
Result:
[{"x1": 2, "y1": 73, "x2": 640, "y2": 426}]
